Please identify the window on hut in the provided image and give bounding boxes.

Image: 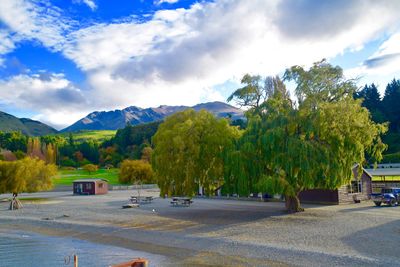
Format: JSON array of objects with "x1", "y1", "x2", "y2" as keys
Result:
[{"x1": 347, "y1": 180, "x2": 362, "y2": 193}]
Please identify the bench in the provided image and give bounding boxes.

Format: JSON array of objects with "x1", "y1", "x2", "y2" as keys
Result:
[
  {"x1": 171, "y1": 197, "x2": 193, "y2": 206},
  {"x1": 130, "y1": 196, "x2": 153, "y2": 204}
]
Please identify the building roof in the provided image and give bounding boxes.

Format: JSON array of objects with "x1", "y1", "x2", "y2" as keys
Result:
[
  {"x1": 73, "y1": 179, "x2": 108, "y2": 183},
  {"x1": 370, "y1": 163, "x2": 400, "y2": 169},
  {"x1": 352, "y1": 164, "x2": 373, "y2": 179},
  {"x1": 364, "y1": 168, "x2": 400, "y2": 176}
]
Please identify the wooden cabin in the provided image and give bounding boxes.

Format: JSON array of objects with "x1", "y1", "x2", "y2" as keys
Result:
[
  {"x1": 299, "y1": 166, "x2": 372, "y2": 205},
  {"x1": 73, "y1": 179, "x2": 108, "y2": 195},
  {"x1": 364, "y1": 167, "x2": 400, "y2": 193}
]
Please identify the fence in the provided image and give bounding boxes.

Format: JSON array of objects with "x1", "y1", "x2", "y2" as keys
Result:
[{"x1": 110, "y1": 184, "x2": 159, "y2": 191}]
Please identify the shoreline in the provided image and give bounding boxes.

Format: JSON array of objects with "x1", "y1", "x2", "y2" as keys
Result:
[
  {"x1": 0, "y1": 217, "x2": 285, "y2": 266},
  {"x1": 1, "y1": 190, "x2": 399, "y2": 266}
]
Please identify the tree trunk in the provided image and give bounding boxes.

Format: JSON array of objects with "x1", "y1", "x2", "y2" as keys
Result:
[
  {"x1": 285, "y1": 194, "x2": 304, "y2": 213},
  {"x1": 9, "y1": 193, "x2": 22, "y2": 210}
]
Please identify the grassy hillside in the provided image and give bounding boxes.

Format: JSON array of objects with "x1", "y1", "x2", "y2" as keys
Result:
[
  {"x1": 0, "y1": 111, "x2": 28, "y2": 133},
  {"x1": 0, "y1": 111, "x2": 58, "y2": 136},
  {"x1": 55, "y1": 130, "x2": 117, "y2": 143},
  {"x1": 54, "y1": 168, "x2": 120, "y2": 185},
  {"x1": 20, "y1": 118, "x2": 58, "y2": 136}
]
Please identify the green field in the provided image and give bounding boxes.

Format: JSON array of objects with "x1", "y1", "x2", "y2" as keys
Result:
[
  {"x1": 56, "y1": 130, "x2": 117, "y2": 142},
  {"x1": 54, "y1": 168, "x2": 121, "y2": 185}
]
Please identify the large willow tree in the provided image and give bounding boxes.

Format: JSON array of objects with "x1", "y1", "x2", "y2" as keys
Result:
[
  {"x1": 0, "y1": 157, "x2": 57, "y2": 210},
  {"x1": 152, "y1": 109, "x2": 240, "y2": 197},
  {"x1": 227, "y1": 61, "x2": 387, "y2": 212}
]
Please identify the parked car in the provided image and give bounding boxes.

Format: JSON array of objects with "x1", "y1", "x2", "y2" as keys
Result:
[{"x1": 371, "y1": 187, "x2": 400, "y2": 206}]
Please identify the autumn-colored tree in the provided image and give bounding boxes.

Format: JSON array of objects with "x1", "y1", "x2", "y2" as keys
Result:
[
  {"x1": 74, "y1": 151, "x2": 84, "y2": 166},
  {"x1": 45, "y1": 143, "x2": 56, "y2": 164},
  {"x1": 141, "y1": 146, "x2": 153, "y2": 163},
  {"x1": 99, "y1": 146, "x2": 122, "y2": 166},
  {"x1": 119, "y1": 159, "x2": 153, "y2": 197},
  {"x1": 83, "y1": 164, "x2": 98, "y2": 174},
  {"x1": 0, "y1": 157, "x2": 57, "y2": 210},
  {"x1": 27, "y1": 138, "x2": 45, "y2": 160}
]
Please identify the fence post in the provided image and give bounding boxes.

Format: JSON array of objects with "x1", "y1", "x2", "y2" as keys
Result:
[{"x1": 74, "y1": 255, "x2": 78, "y2": 267}]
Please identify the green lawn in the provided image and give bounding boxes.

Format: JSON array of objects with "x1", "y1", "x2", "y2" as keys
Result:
[{"x1": 54, "y1": 168, "x2": 121, "y2": 185}]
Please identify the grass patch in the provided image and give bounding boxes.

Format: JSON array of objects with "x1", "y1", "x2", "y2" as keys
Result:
[
  {"x1": 55, "y1": 130, "x2": 117, "y2": 143},
  {"x1": 54, "y1": 168, "x2": 121, "y2": 185}
]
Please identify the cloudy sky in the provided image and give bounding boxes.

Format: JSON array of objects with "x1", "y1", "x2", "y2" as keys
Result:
[{"x1": 0, "y1": 0, "x2": 399, "y2": 130}]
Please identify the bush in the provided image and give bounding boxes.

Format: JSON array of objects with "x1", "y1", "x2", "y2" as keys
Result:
[
  {"x1": 60, "y1": 158, "x2": 77, "y2": 167},
  {"x1": 82, "y1": 164, "x2": 98, "y2": 174},
  {"x1": 119, "y1": 160, "x2": 153, "y2": 185}
]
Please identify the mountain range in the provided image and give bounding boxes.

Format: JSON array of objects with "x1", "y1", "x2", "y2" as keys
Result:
[
  {"x1": 0, "y1": 111, "x2": 58, "y2": 136},
  {"x1": 62, "y1": 101, "x2": 244, "y2": 132},
  {"x1": 0, "y1": 102, "x2": 244, "y2": 135}
]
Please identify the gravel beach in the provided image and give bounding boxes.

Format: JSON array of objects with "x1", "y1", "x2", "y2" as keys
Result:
[{"x1": 0, "y1": 189, "x2": 399, "y2": 266}]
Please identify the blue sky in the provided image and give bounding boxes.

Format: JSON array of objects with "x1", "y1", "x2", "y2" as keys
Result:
[{"x1": 0, "y1": 0, "x2": 400, "y2": 129}]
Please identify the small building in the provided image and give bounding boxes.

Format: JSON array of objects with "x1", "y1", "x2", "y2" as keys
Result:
[
  {"x1": 299, "y1": 166, "x2": 372, "y2": 205},
  {"x1": 364, "y1": 167, "x2": 400, "y2": 193},
  {"x1": 73, "y1": 179, "x2": 108, "y2": 195}
]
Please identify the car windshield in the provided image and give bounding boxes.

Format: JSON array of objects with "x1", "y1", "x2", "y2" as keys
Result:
[{"x1": 382, "y1": 188, "x2": 393, "y2": 193}]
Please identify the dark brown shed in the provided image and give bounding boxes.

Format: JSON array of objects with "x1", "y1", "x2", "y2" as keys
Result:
[
  {"x1": 299, "y1": 166, "x2": 372, "y2": 205},
  {"x1": 73, "y1": 179, "x2": 108, "y2": 195}
]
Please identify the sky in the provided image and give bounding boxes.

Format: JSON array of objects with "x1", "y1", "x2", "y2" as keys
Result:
[{"x1": 0, "y1": 0, "x2": 400, "y2": 130}]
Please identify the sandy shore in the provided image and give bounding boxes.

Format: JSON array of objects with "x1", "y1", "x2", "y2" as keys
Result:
[{"x1": 1, "y1": 190, "x2": 399, "y2": 266}]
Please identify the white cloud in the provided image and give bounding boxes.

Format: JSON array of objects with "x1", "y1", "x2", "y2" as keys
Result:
[
  {"x1": 345, "y1": 33, "x2": 400, "y2": 92},
  {"x1": 0, "y1": 73, "x2": 89, "y2": 128},
  {"x1": 73, "y1": 0, "x2": 97, "y2": 11},
  {"x1": 0, "y1": 0, "x2": 73, "y2": 51},
  {"x1": 1, "y1": 0, "x2": 400, "y2": 127},
  {"x1": 154, "y1": 0, "x2": 179, "y2": 5},
  {"x1": 61, "y1": 0, "x2": 400, "y2": 109}
]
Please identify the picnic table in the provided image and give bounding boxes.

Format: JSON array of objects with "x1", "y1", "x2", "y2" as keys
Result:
[
  {"x1": 130, "y1": 196, "x2": 153, "y2": 204},
  {"x1": 171, "y1": 197, "x2": 193, "y2": 206}
]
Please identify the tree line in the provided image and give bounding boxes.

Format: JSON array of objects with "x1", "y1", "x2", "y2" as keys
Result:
[
  {"x1": 0, "y1": 122, "x2": 160, "y2": 168},
  {"x1": 353, "y1": 79, "x2": 400, "y2": 158}
]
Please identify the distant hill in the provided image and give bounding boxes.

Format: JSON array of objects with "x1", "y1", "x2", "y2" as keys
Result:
[
  {"x1": 62, "y1": 101, "x2": 244, "y2": 132},
  {"x1": 0, "y1": 111, "x2": 58, "y2": 136}
]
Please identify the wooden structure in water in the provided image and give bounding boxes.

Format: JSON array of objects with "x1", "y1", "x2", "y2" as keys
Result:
[
  {"x1": 69, "y1": 255, "x2": 148, "y2": 267},
  {"x1": 111, "y1": 258, "x2": 149, "y2": 267}
]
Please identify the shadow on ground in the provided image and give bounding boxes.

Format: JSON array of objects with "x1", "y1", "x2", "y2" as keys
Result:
[
  {"x1": 341, "y1": 218, "x2": 400, "y2": 260},
  {"x1": 142, "y1": 199, "x2": 288, "y2": 226}
]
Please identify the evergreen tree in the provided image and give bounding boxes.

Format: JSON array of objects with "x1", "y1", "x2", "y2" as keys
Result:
[
  {"x1": 354, "y1": 84, "x2": 386, "y2": 123},
  {"x1": 383, "y1": 79, "x2": 400, "y2": 131}
]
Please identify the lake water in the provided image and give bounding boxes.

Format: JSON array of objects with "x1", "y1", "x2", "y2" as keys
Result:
[{"x1": 0, "y1": 230, "x2": 167, "y2": 267}]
